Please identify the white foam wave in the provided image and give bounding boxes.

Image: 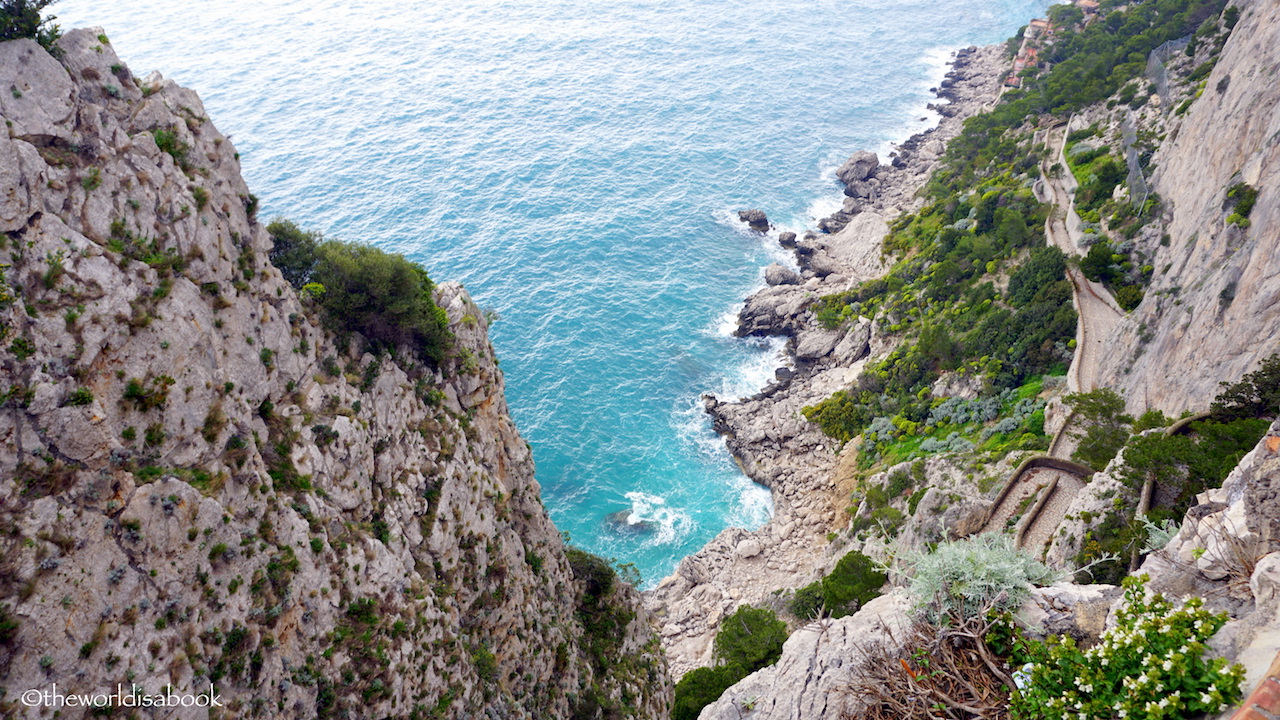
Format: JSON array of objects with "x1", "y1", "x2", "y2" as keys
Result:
[
  {"x1": 672, "y1": 396, "x2": 733, "y2": 462},
  {"x1": 727, "y1": 477, "x2": 774, "y2": 529},
  {"x1": 806, "y1": 194, "x2": 844, "y2": 224},
  {"x1": 716, "y1": 335, "x2": 789, "y2": 400},
  {"x1": 669, "y1": 400, "x2": 774, "y2": 530},
  {"x1": 623, "y1": 491, "x2": 694, "y2": 547},
  {"x1": 713, "y1": 305, "x2": 741, "y2": 337},
  {"x1": 876, "y1": 45, "x2": 960, "y2": 157}
]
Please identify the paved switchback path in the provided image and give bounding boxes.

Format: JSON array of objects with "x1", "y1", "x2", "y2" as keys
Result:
[
  {"x1": 1041, "y1": 123, "x2": 1126, "y2": 394},
  {"x1": 980, "y1": 123, "x2": 1121, "y2": 555}
]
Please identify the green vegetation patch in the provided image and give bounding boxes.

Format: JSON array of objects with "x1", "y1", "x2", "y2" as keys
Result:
[
  {"x1": 789, "y1": 550, "x2": 887, "y2": 620},
  {"x1": 0, "y1": 0, "x2": 61, "y2": 49},
  {"x1": 268, "y1": 219, "x2": 451, "y2": 366},
  {"x1": 908, "y1": 534, "x2": 1059, "y2": 624},
  {"x1": 672, "y1": 605, "x2": 788, "y2": 720}
]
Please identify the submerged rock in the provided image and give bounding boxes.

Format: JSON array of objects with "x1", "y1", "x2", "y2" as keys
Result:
[{"x1": 605, "y1": 510, "x2": 659, "y2": 535}]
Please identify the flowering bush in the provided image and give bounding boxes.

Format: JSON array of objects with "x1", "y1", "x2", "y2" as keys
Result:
[{"x1": 1012, "y1": 575, "x2": 1245, "y2": 719}]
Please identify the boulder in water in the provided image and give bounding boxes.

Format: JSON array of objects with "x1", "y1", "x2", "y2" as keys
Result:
[
  {"x1": 835, "y1": 150, "x2": 879, "y2": 186},
  {"x1": 764, "y1": 263, "x2": 800, "y2": 286},
  {"x1": 737, "y1": 208, "x2": 770, "y2": 231}
]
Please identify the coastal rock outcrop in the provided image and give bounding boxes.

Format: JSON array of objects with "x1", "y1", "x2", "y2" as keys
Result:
[
  {"x1": 738, "y1": 208, "x2": 770, "y2": 231},
  {"x1": 763, "y1": 263, "x2": 801, "y2": 286},
  {"x1": 835, "y1": 150, "x2": 878, "y2": 186},
  {"x1": 645, "y1": 42, "x2": 1014, "y2": 680},
  {"x1": 0, "y1": 30, "x2": 669, "y2": 719},
  {"x1": 817, "y1": 45, "x2": 1010, "y2": 234}
]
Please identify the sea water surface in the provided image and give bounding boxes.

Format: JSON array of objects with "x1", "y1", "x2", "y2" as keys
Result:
[{"x1": 56, "y1": 0, "x2": 1049, "y2": 586}]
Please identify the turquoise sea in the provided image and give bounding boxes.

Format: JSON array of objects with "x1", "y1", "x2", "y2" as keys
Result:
[{"x1": 56, "y1": 0, "x2": 1049, "y2": 586}]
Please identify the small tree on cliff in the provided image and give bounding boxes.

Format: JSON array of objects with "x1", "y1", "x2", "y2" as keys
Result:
[{"x1": 0, "y1": 0, "x2": 61, "y2": 48}]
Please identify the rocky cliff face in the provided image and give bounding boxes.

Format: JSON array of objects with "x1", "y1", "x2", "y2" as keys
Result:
[
  {"x1": 1096, "y1": 0, "x2": 1280, "y2": 414},
  {"x1": 0, "y1": 30, "x2": 668, "y2": 719}
]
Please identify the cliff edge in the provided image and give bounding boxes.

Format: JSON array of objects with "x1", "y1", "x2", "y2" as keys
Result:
[{"x1": 0, "y1": 29, "x2": 669, "y2": 719}]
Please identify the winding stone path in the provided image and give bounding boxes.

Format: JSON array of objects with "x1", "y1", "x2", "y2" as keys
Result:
[
  {"x1": 1041, "y1": 122, "x2": 1126, "y2": 394},
  {"x1": 979, "y1": 122, "x2": 1125, "y2": 552}
]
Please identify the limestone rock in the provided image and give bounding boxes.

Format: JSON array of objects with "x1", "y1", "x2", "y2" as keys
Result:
[
  {"x1": 0, "y1": 32, "x2": 670, "y2": 720},
  {"x1": 735, "y1": 285, "x2": 809, "y2": 337},
  {"x1": 1022, "y1": 582, "x2": 1122, "y2": 644},
  {"x1": 1095, "y1": 0, "x2": 1280, "y2": 415},
  {"x1": 794, "y1": 327, "x2": 841, "y2": 360},
  {"x1": 0, "y1": 38, "x2": 75, "y2": 143},
  {"x1": 698, "y1": 593, "x2": 912, "y2": 720},
  {"x1": 764, "y1": 262, "x2": 801, "y2": 286},
  {"x1": 738, "y1": 208, "x2": 770, "y2": 231},
  {"x1": 835, "y1": 150, "x2": 878, "y2": 186}
]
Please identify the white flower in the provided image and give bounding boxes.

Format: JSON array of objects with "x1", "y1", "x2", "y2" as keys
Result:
[
  {"x1": 1163, "y1": 659, "x2": 1173, "y2": 671},
  {"x1": 1201, "y1": 692, "x2": 1214, "y2": 704},
  {"x1": 1012, "y1": 663, "x2": 1034, "y2": 690}
]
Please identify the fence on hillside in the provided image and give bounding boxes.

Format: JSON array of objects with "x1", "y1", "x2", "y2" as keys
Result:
[
  {"x1": 1147, "y1": 35, "x2": 1193, "y2": 109},
  {"x1": 1121, "y1": 113, "x2": 1149, "y2": 211}
]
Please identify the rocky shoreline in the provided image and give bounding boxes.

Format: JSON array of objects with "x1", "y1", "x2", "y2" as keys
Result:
[{"x1": 642, "y1": 42, "x2": 1014, "y2": 678}]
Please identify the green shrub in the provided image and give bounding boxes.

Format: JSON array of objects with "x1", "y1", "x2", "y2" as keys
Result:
[
  {"x1": 1224, "y1": 183, "x2": 1256, "y2": 216},
  {"x1": 1065, "y1": 389, "x2": 1131, "y2": 471},
  {"x1": 714, "y1": 605, "x2": 788, "y2": 673},
  {"x1": 122, "y1": 375, "x2": 174, "y2": 412},
  {"x1": 1131, "y1": 408, "x2": 1172, "y2": 432},
  {"x1": 64, "y1": 387, "x2": 93, "y2": 406},
  {"x1": 908, "y1": 534, "x2": 1059, "y2": 623},
  {"x1": 671, "y1": 605, "x2": 788, "y2": 719},
  {"x1": 1211, "y1": 353, "x2": 1280, "y2": 420},
  {"x1": 471, "y1": 643, "x2": 497, "y2": 684},
  {"x1": 0, "y1": 0, "x2": 61, "y2": 48},
  {"x1": 207, "y1": 543, "x2": 228, "y2": 562},
  {"x1": 1080, "y1": 241, "x2": 1119, "y2": 285},
  {"x1": 1116, "y1": 417, "x2": 1268, "y2": 517},
  {"x1": 791, "y1": 550, "x2": 888, "y2": 620},
  {"x1": 789, "y1": 583, "x2": 825, "y2": 621},
  {"x1": 0, "y1": 605, "x2": 18, "y2": 644},
  {"x1": 820, "y1": 551, "x2": 887, "y2": 616},
  {"x1": 1114, "y1": 284, "x2": 1143, "y2": 311},
  {"x1": 671, "y1": 664, "x2": 747, "y2": 720},
  {"x1": 152, "y1": 128, "x2": 187, "y2": 163},
  {"x1": 1007, "y1": 246, "x2": 1067, "y2": 307},
  {"x1": 267, "y1": 219, "x2": 451, "y2": 365},
  {"x1": 1011, "y1": 575, "x2": 1245, "y2": 719}
]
